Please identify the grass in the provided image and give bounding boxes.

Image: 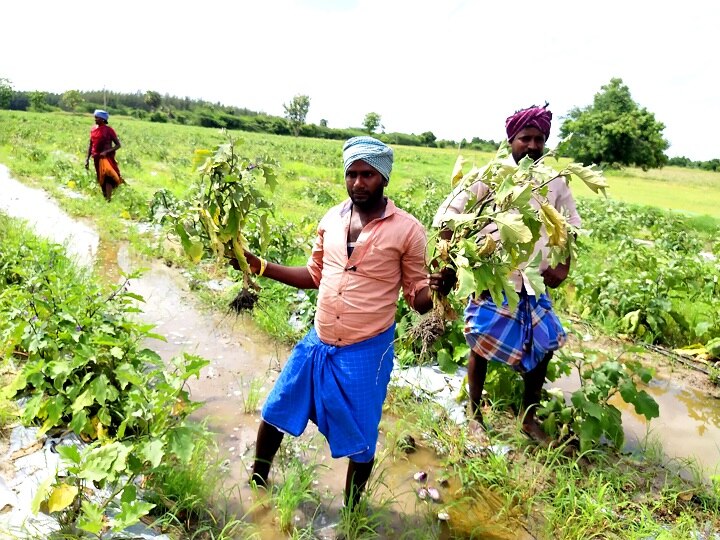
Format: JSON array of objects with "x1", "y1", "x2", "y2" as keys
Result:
[
  {"x1": 237, "y1": 376, "x2": 265, "y2": 414},
  {"x1": 573, "y1": 165, "x2": 720, "y2": 222}
]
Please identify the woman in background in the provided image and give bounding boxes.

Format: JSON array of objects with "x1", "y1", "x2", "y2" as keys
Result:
[{"x1": 85, "y1": 109, "x2": 124, "y2": 201}]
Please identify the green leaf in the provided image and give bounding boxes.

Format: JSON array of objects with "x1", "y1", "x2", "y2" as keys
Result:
[
  {"x1": 57, "y1": 444, "x2": 82, "y2": 464},
  {"x1": 633, "y1": 390, "x2": 660, "y2": 420},
  {"x1": 69, "y1": 410, "x2": 88, "y2": 434},
  {"x1": 168, "y1": 426, "x2": 195, "y2": 463},
  {"x1": 494, "y1": 212, "x2": 533, "y2": 244},
  {"x1": 78, "y1": 500, "x2": 105, "y2": 534},
  {"x1": 436, "y1": 348, "x2": 456, "y2": 373},
  {"x1": 121, "y1": 484, "x2": 137, "y2": 504},
  {"x1": 578, "y1": 416, "x2": 602, "y2": 451},
  {"x1": 581, "y1": 400, "x2": 604, "y2": 420},
  {"x1": 455, "y1": 267, "x2": 476, "y2": 299},
  {"x1": 89, "y1": 374, "x2": 110, "y2": 405},
  {"x1": 114, "y1": 363, "x2": 144, "y2": 389},
  {"x1": 140, "y1": 439, "x2": 165, "y2": 468},
  {"x1": 524, "y1": 265, "x2": 546, "y2": 296},
  {"x1": 71, "y1": 389, "x2": 95, "y2": 414},
  {"x1": 112, "y1": 500, "x2": 155, "y2": 532},
  {"x1": 176, "y1": 353, "x2": 210, "y2": 379},
  {"x1": 618, "y1": 380, "x2": 637, "y2": 404},
  {"x1": 109, "y1": 346, "x2": 124, "y2": 359}
]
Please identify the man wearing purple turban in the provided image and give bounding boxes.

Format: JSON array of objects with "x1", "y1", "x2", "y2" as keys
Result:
[{"x1": 433, "y1": 104, "x2": 581, "y2": 443}]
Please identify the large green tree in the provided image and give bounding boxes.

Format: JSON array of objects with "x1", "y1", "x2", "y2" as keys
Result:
[
  {"x1": 560, "y1": 78, "x2": 669, "y2": 170},
  {"x1": 283, "y1": 94, "x2": 311, "y2": 136},
  {"x1": 144, "y1": 90, "x2": 162, "y2": 111},
  {"x1": 60, "y1": 89, "x2": 83, "y2": 111},
  {"x1": 29, "y1": 91, "x2": 47, "y2": 111},
  {"x1": 362, "y1": 112, "x2": 382, "y2": 133}
]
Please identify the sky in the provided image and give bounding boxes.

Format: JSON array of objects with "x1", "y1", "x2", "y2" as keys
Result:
[{"x1": 2, "y1": 0, "x2": 717, "y2": 160}]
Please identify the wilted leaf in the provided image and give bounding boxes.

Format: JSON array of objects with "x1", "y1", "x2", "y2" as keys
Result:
[
  {"x1": 539, "y1": 203, "x2": 568, "y2": 248},
  {"x1": 48, "y1": 483, "x2": 78, "y2": 513},
  {"x1": 564, "y1": 163, "x2": 609, "y2": 196},
  {"x1": 187, "y1": 241, "x2": 204, "y2": 263},
  {"x1": 450, "y1": 155, "x2": 466, "y2": 186},
  {"x1": 31, "y1": 476, "x2": 53, "y2": 514}
]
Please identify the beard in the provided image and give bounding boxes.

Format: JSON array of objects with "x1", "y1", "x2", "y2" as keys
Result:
[
  {"x1": 513, "y1": 149, "x2": 543, "y2": 163},
  {"x1": 349, "y1": 187, "x2": 385, "y2": 210}
]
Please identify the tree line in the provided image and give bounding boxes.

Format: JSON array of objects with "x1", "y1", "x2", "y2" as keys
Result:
[
  {"x1": 0, "y1": 80, "x2": 496, "y2": 152},
  {"x1": 1, "y1": 76, "x2": 712, "y2": 170}
]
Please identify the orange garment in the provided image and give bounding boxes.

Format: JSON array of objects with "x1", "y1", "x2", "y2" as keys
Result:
[
  {"x1": 307, "y1": 198, "x2": 429, "y2": 346},
  {"x1": 96, "y1": 157, "x2": 123, "y2": 188}
]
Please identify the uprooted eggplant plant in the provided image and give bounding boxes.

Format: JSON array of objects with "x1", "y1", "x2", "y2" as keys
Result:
[
  {"x1": 406, "y1": 142, "x2": 608, "y2": 359},
  {"x1": 173, "y1": 135, "x2": 278, "y2": 310}
]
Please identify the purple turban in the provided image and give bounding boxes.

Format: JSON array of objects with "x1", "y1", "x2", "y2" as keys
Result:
[{"x1": 505, "y1": 105, "x2": 552, "y2": 142}]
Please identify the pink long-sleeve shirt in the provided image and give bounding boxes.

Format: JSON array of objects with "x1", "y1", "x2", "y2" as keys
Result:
[{"x1": 307, "y1": 198, "x2": 429, "y2": 346}]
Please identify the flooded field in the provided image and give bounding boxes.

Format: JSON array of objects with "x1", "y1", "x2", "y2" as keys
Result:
[{"x1": 1, "y1": 164, "x2": 719, "y2": 538}]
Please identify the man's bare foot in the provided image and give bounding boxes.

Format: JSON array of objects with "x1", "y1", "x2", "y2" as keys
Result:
[
  {"x1": 468, "y1": 418, "x2": 490, "y2": 445},
  {"x1": 521, "y1": 418, "x2": 551, "y2": 446}
]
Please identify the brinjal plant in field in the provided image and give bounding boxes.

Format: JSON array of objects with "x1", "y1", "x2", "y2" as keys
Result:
[{"x1": 174, "y1": 135, "x2": 278, "y2": 309}]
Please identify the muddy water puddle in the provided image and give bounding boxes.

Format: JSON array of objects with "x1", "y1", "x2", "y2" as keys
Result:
[{"x1": 553, "y1": 370, "x2": 720, "y2": 475}]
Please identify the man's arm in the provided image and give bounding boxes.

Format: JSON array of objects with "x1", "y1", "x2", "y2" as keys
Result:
[
  {"x1": 236, "y1": 252, "x2": 318, "y2": 290},
  {"x1": 541, "y1": 258, "x2": 570, "y2": 288}
]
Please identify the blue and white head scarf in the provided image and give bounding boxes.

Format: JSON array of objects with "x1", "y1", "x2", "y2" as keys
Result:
[
  {"x1": 94, "y1": 109, "x2": 109, "y2": 121},
  {"x1": 342, "y1": 136, "x2": 394, "y2": 182}
]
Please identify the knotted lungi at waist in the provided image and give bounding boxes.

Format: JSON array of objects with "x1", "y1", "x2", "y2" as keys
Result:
[
  {"x1": 262, "y1": 324, "x2": 395, "y2": 462},
  {"x1": 464, "y1": 292, "x2": 565, "y2": 373}
]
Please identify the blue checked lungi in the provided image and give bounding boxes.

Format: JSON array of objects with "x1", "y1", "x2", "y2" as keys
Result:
[
  {"x1": 262, "y1": 324, "x2": 395, "y2": 463},
  {"x1": 464, "y1": 292, "x2": 566, "y2": 373}
]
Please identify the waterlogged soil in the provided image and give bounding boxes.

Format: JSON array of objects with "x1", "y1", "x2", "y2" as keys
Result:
[{"x1": 2, "y1": 166, "x2": 720, "y2": 537}]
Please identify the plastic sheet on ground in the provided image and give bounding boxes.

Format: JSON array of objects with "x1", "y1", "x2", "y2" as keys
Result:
[
  {"x1": 392, "y1": 365, "x2": 468, "y2": 424},
  {"x1": 0, "y1": 426, "x2": 169, "y2": 539}
]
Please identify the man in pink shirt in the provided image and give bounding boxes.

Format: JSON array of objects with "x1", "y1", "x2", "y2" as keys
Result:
[
  {"x1": 433, "y1": 105, "x2": 581, "y2": 443},
  {"x1": 242, "y1": 136, "x2": 453, "y2": 508}
]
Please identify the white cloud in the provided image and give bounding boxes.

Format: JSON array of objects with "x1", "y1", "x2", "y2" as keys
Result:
[{"x1": 1, "y1": 0, "x2": 717, "y2": 160}]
